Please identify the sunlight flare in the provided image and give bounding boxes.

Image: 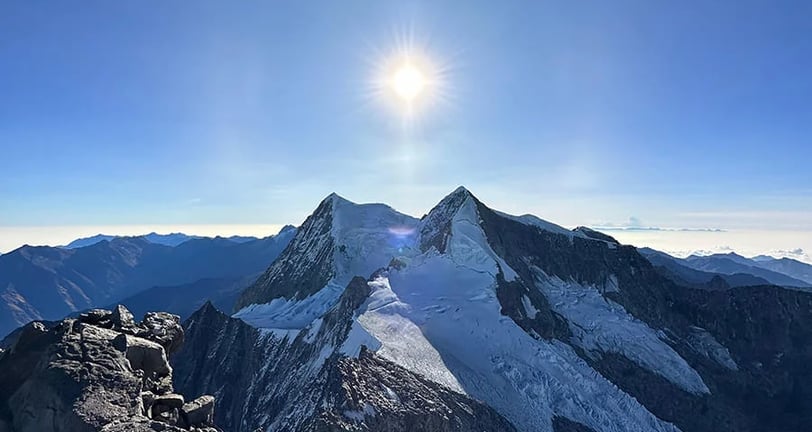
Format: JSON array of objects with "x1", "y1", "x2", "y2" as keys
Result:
[{"x1": 365, "y1": 28, "x2": 452, "y2": 121}]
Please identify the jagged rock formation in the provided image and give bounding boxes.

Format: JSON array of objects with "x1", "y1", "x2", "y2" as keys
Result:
[{"x1": 0, "y1": 305, "x2": 221, "y2": 432}]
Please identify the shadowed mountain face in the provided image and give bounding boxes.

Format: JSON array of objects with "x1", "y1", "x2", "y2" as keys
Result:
[
  {"x1": 114, "y1": 274, "x2": 259, "y2": 322},
  {"x1": 0, "y1": 228, "x2": 296, "y2": 338},
  {"x1": 173, "y1": 188, "x2": 812, "y2": 432}
]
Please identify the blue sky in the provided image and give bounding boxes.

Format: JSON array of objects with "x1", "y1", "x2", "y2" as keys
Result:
[{"x1": 1, "y1": 1, "x2": 811, "y2": 257}]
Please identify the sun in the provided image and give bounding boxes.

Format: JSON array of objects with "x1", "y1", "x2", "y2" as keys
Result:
[
  {"x1": 391, "y1": 63, "x2": 427, "y2": 102},
  {"x1": 365, "y1": 29, "x2": 452, "y2": 121}
]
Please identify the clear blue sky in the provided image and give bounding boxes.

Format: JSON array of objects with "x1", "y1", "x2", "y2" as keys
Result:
[{"x1": 1, "y1": 1, "x2": 811, "y2": 256}]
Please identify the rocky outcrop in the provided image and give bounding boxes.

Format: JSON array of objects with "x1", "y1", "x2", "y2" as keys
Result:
[
  {"x1": 0, "y1": 305, "x2": 220, "y2": 432},
  {"x1": 305, "y1": 347, "x2": 516, "y2": 432}
]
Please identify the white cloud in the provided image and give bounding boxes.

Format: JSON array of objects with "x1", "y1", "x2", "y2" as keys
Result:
[{"x1": 593, "y1": 216, "x2": 724, "y2": 232}]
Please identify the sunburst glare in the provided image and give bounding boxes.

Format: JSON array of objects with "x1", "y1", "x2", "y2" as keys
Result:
[{"x1": 365, "y1": 26, "x2": 453, "y2": 123}]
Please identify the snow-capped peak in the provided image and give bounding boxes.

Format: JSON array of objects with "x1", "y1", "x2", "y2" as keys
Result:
[
  {"x1": 234, "y1": 192, "x2": 419, "y2": 325},
  {"x1": 419, "y1": 186, "x2": 482, "y2": 253},
  {"x1": 322, "y1": 191, "x2": 352, "y2": 208}
]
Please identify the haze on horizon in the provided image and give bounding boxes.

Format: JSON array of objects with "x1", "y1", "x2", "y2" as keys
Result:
[{"x1": 1, "y1": 1, "x2": 810, "y2": 260}]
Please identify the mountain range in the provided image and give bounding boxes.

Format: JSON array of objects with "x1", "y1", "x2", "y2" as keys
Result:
[
  {"x1": 63, "y1": 232, "x2": 260, "y2": 249},
  {"x1": 171, "y1": 188, "x2": 812, "y2": 432},
  {"x1": 0, "y1": 226, "x2": 296, "y2": 338},
  {"x1": 2, "y1": 188, "x2": 812, "y2": 432},
  {"x1": 639, "y1": 249, "x2": 812, "y2": 289}
]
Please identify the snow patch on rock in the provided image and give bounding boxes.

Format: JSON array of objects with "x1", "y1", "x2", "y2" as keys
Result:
[
  {"x1": 687, "y1": 326, "x2": 739, "y2": 371},
  {"x1": 532, "y1": 268, "x2": 709, "y2": 395},
  {"x1": 235, "y1": 282, "x2": 345, "y2": 329},
  {"x1": 521, "y1": 295, "x2": 539, "y2": 319}
]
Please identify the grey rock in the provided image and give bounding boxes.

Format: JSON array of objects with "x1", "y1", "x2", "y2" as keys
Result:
[
  {"x1": 101, "y1": 418, "x2": 186, "y2": 431},
  {"x1": 141, "y1": 391, "x2": 156, "y2": 414},
  {"x1": 79, "y1": 309, "x2": 114, "y2": 327},
  {"x1": 139, "y1": 312, "x2": 184, "y2": 355},
  {"x1": 181, "y1": 395, "x2": 215, "y2": 426},
  {"x1": 155, "y1": 393, "x2": 185, "y2": 409},
  {"x1": 0, "y1": 310, "x2": 221, "y2": 432},
  {"x1": 117, "y1": 333, "x2": 172, "y2": 380},
  {"x1": 111, "y1": 304, "x2": 137, "y2": 330}
]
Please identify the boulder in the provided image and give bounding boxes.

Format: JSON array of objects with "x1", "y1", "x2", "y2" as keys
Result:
[
  {"x1": 79, "y1": 309, "x2": 113, "y2": 326},
  {"x1": 111, "y1": 305, "x2": 137, "y2": 330},
  {"x1": 154, "y1": 393, "x2": 185, "y2": 409},
  {"x1": 181, "y1": 395, "x2": 215, "y2": 426},
  {"x1": 140, "y1": 312, "x2": 184, "y2": 355},
  {"x1": 116, "y1": 334, "x2": 171, "y2": 379}
]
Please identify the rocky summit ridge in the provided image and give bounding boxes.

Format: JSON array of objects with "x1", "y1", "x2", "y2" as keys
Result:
[{"x1": 0, "y1": 305, "x2": 221, "y2": 432}]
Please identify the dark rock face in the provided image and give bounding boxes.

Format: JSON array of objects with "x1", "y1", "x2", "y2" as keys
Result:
[
  {"x1": 305, "y1": 347, "x2": 516, "y2": 432},
  {"x1": 172, "y1": 302, "x2": 263, "y2": 430},
  {"x1": 235, "y1": 196, "x2": 336, "y2": 310},
  {"x1": 175, "y1": 280, "x2": 517, "y2": 432},
  {"x1": 552, "y1": 417, "x2": 597, "y2": 432},
  {"x1": 418, "y1": 186, "x2": 472, "y2": 254},
  {"x1": 0, "y1": 305, "x2": 221, "y2": 432}
]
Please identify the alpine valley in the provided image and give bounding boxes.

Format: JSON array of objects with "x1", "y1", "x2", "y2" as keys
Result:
[{"x1": 3, "y1": 187, "x2": 812, "y2": 432}]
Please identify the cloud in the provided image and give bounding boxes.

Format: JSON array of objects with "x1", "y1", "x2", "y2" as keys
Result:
[
  {"x1": 763, "y1": 248, "x2": 809, "y2": 261},
  {"x1": 593, "y1": 216, "x2": 724, "y2": 232}
]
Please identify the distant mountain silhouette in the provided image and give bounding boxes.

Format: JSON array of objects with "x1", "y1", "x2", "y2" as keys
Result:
[
  {"x1": 62, "y1": 231, "x2": 265, "y2": 249},
  {"x1": 684, "y1": 253, "x2": 811, "y2": 288},
  {"x1": 638, "y1": 248, "x2": 772, "y2": 289},
  {"x1": 0, "y1": 228, "x2": 296, "y2": 338}
]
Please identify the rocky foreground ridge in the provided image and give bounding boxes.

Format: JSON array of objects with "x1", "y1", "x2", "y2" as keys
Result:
[{"x1": 0, "y1": 305, "x2": 221, "y2": 432}]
